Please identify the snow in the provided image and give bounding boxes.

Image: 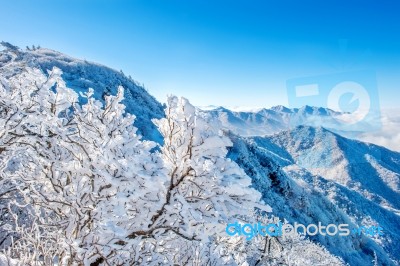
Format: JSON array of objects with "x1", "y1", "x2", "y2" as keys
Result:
[
  {"x1": 0, "y1": 254, "x2": 17, "y2": 266},
  {"x1": 228, "y1": 126, "x2": 400, "y2": 265},
  {"x1": 1, "y1": 43, "x2": 397, "y2": 265}
]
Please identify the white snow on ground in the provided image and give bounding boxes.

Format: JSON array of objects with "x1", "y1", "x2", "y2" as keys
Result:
[{"x1": 0, "y1": 254, "x2": 17, "y2": 266}]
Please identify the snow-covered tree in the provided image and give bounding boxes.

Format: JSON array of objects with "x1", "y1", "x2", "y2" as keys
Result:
[
  {"x1": 0, "y1": 67, "x2": 163, "y2": 264},
  {"x1": 122, "y1": 96, "x2": 264, "y2": 264}
]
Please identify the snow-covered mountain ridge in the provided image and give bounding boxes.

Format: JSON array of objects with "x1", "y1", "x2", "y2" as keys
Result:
[
  {"x1": 0, "y1": 42, "x2": 164, "y2": 142},
  {"x1": 228, "y1": 126, "x2": 400, "y2": 265},
  {"x1": 198, "y1": 104, "x2": 350, "y2": 137}
]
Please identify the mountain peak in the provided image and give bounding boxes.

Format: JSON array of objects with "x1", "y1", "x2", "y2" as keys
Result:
[{"x1": 270, "y1": 105, "x2": 292, "y2": 113}]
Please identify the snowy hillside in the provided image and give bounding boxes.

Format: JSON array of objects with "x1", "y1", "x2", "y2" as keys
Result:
[
  {"x1": 0, "y1": 42, "x2": 164, "y2": 142},
  {"x1": 228, "y1": 126, "x2": 400, "y2": 265}
]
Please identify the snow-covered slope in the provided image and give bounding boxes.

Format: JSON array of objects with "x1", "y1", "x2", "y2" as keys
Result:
[
  {"x1": 228, "y1": 126, "x2": 400, "y2": 265},
  {"x1": 268, "y1": 126, "x2": 400, "y2": 207},
  {"x1": 0, "y1": 42, "x2": 164, "y2": 142}
]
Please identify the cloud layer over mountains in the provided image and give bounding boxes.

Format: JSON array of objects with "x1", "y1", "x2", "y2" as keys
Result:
[{"x1": 359, "y1": 110, "x2": 400, "y2": 152}]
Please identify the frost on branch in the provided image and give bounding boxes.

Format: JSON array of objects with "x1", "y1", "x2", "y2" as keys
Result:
[{"x1": 152, "y1": 96, "x2": 262, "y2": 230}]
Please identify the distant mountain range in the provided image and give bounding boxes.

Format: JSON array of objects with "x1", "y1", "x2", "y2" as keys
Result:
[
  {"x1": 199, "y1": 104, "x2": 379, "y2": 140},
  {"x1": 1, "y1": 42, "x2": 398, "y2": 265}
]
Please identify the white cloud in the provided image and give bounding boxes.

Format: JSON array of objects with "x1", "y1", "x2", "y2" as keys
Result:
[{"x1": 357, "y1": 109, "x2": 400, "y2": 152}]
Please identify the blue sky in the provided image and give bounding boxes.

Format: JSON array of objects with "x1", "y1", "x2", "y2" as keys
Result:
[{"x1": 0, "y1": 0, "x2": 399, "y2": 108}]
